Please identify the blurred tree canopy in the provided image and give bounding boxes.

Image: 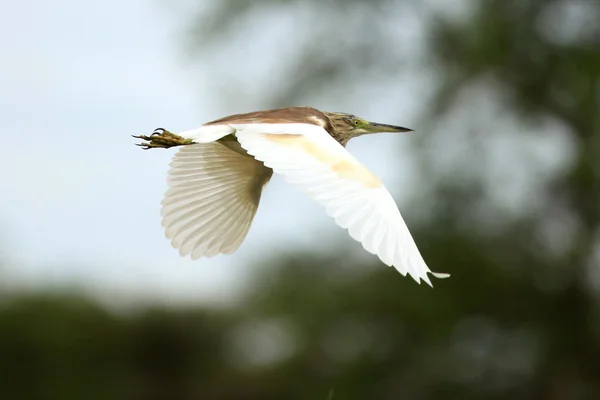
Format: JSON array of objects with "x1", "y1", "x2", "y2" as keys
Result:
[{"x1": 2, "y1": 0, "x2": 599, "y2": 399}]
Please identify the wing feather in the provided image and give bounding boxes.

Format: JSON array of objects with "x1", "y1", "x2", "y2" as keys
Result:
[
  {"x1": 161, "y1": 142, "x2": 272, "y2": 259},
  {"x1": 233, "y1": 123, "x2": 449, "y2": 286}
]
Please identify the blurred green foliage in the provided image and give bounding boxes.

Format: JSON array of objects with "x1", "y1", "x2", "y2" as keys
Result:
[{"x1": 2, "y1": 0, "x2": 599, "y2": 398}]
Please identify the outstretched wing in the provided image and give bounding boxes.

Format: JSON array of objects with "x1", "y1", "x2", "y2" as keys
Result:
[
  {"x1": 161, "y1": 142, "x2": 272, "y2": 259},
  {"x1": 232, "y1": 123, "x2": 449, "y2": 286}
]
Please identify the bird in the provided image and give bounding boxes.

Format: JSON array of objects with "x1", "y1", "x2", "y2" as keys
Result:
[{"x1": 133, "y1": 106, "x2": 449, "y2": 286}]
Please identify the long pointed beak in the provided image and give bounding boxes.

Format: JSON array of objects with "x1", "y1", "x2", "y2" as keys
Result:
[{"x1": 367, "y1": 122, "x2": 413, "y2": 133}]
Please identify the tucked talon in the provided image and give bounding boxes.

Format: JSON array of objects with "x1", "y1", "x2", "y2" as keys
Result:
[
  {"x1": 132, "y1": 128, "x2": 192, "y2": 149},
  {"x1": 132, "y1": 134, "x2": 151, "y2": 141}
]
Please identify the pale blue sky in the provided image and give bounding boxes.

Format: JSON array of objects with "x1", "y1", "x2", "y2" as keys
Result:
[{"x1": 0, "y1": 0, "x2": 425, "y2": 306}]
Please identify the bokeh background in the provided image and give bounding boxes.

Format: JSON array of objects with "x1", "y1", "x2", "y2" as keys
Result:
[{"x1": 1, "y1": 0, "x2": 600, "y2": 398}]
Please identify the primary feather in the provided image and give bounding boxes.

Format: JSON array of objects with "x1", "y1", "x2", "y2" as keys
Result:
[
  {"x1": 162, "y1": 141, "x2": 272, "y2": 259},
  {"x1": 231, "y1": 123, "x2": 448, "y2": 286}
]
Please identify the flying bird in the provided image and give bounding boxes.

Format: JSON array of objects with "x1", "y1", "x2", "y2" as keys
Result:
[{"x1": 133, "y1": 107, "x2": 449, "y2": 286}]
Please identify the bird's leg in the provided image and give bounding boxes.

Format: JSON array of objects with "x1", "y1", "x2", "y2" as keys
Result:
[{"x1": 132, "y1": 128, "x2": 194, "y2": 149}]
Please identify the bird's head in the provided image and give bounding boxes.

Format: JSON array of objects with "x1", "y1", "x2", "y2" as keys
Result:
[{"x1": 324, "y1": 112, "x2": 413, "y2": 145}]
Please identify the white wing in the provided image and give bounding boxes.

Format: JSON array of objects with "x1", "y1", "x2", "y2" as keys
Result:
[
  {"x1": 232, "y1": 123, "x2": 449, "y2": 286},
  {"x1": 161, "y1": 142, "x2": 272, "y2": 259}
]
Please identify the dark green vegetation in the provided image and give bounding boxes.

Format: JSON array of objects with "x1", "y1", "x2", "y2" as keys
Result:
[{"x1": 2, "y1": 0, "x2": 599, "y2": 398}]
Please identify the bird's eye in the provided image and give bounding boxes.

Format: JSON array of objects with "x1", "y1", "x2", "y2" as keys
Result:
[{"x1": 353, "y1": 119, "x2": 360, "y2": 126}]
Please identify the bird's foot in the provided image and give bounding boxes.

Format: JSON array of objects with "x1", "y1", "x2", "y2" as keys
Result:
[{"x1": 132, "y1": 128, "x2": 194, "y2": 149}]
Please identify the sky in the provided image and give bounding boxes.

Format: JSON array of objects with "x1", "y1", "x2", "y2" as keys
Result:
[{"x1": 0, "y1": 0, "x2": 424, "y2": 307}]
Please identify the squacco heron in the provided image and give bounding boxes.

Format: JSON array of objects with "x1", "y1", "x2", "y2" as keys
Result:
[{"x1": 134, "y1": 107, "x2": 449, "y2": 286}]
